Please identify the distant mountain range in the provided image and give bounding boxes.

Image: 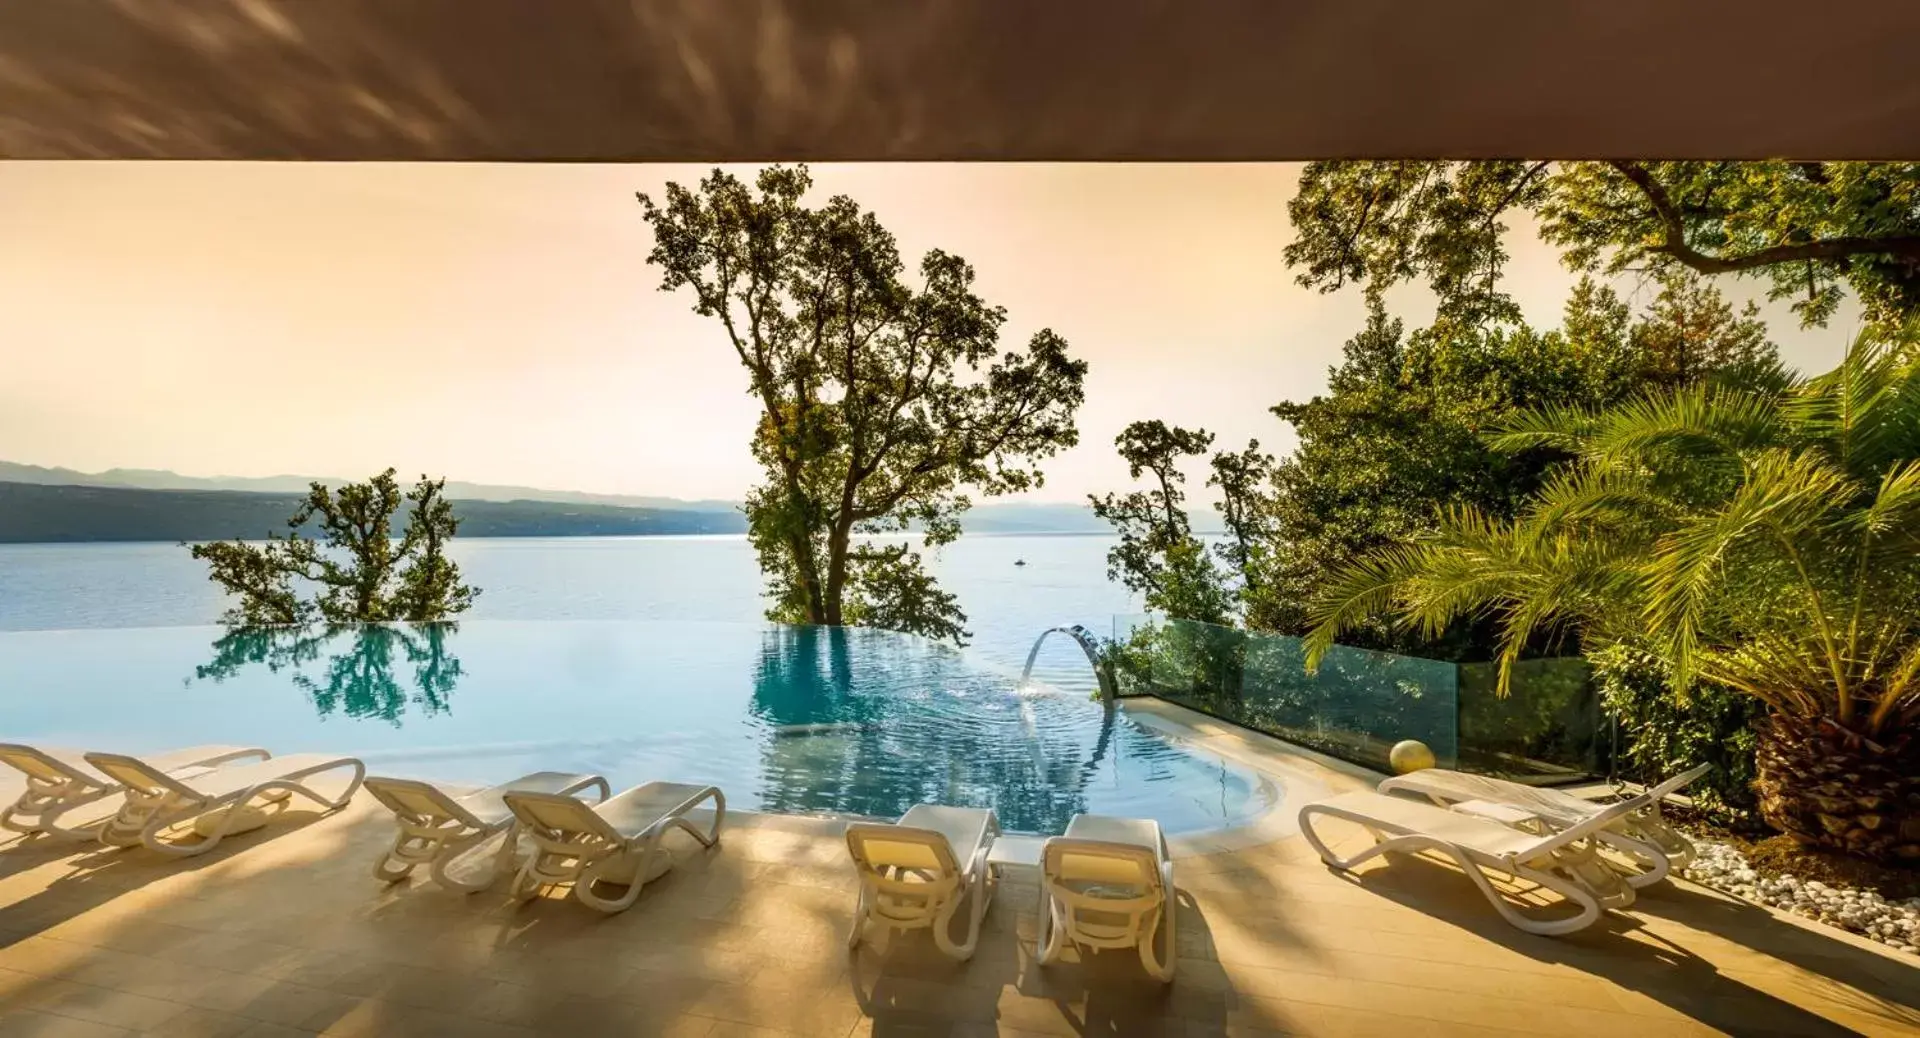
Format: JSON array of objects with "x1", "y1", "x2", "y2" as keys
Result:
[
  {"x1": 0, "y1": 460, "x2": 1216, "y2": 543},
  {"x1": 0, "y1": 482, "x2": 747, "y2": 543},
  {"x1": 0, "y1": 460, "x2": 738, "y2": 512}
]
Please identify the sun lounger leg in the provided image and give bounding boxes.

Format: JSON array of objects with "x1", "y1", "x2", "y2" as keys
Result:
[
  {"x1": 937, "y1": 819, "x2": 998, "y2": 961},
  {"x1": 427, "y1": 828, "x2": 509, "y2": 894},
  {"x1": 1138, "y1": 862, "x2": 1177, "y2": 982},
  {"x1": 509, "y1": 847, "x2": 579, "y2": 902},
  {"x1": 1597, "y1": 830, "x2": 1671, "y2": 888},
  {"x1": 376, "y1": 822, "x2": 456, "y2": 883},
  {"x1": 847, "y1": 884, "x2": 874, "y2": 950},
  {"x1": 665, "y1": 787, "x2": 726, "y2": 848},
  {"x1": 1298, "y1": 804, "x2": 1603, "y2": 937},
  {"x1": 1037, "y1": 888, "x2": 1067, "y2": 965},
  {"x1": 100, "y1": 787, "x2": 183, "y2": 849},
  {"x1": 130, "y1": 759, "x2": 365, "y2": 859},
  {"x1": 12, "y1": 787, "x2": 117, "y2": 841},
  {"x1": 576, "y1": 828, "x2": 668, "y2": 914}
]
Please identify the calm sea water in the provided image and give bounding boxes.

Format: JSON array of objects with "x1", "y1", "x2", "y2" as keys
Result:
[{"x1": 0, "y1": 534, "x2": 1140, "y2": 688}]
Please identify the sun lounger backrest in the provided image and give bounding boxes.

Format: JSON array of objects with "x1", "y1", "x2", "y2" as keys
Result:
[
  {"x1": 845, "y1": 823, "x2": 961, "y2": 877},
  {"x1": 1519, "y1": 795, "x2": 1650, "y2": 859},
  {"x1": 82, "y1": 752, "x2": 202, "y2": 801},
  {"x1": 845, "y1": 822, "x2": 966, "y2": 928},
  {"x1": 1041, "y1": 837, "x2": 1167, "y2": 949},
  {"x1": 503, "y1": 790, "x2": 624, "y2": 848},
  {"x1": 1043, "y1": 838, "x2": 1163, "y2": 894},
  {"x1": 365, "y1": 777, "x2": 484, "y2": 829},
  {"x1": 848, "y1": 821, "x2": 960, "y2": 871},
  {"x1": 0, "y1": 745, "x2": 92, "y2": 786},
  {"x1": 1647, "y1": 762, "x2": 1713, "y2": 801}
]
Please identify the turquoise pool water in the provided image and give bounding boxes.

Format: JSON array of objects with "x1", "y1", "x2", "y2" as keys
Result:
[{"x1": 0, "y1": 621, "x2": 1274, "y2": 835}]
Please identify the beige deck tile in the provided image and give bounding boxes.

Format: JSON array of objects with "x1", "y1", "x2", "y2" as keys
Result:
[
  {"x1": 1, "y1": 710, "x2": 1916, "y2": 1038},
  {"x1": 221, "y1": 979, "x2": 359, "y2": 1030},
  {"x1": 682, "y1": 976, "x2": 867, "y2": 1037},
  {"x1": 135, "y1": 1006, "x2": 258, "y2": 1038},
  {"x1": 6, "y1": 978, "x2": 190, "y2": 1032},
  {"x1": 225, "y1": 1023, "x2": 314, "y2": 1038},
  {"x1": 0, "y1": 1008, "x2": 135, "y2": 1038}
]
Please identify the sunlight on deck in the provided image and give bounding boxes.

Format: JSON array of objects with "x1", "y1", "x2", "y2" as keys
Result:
[{"x1": 1, "y1": 711, "x2": 1915, "y2": 1037}]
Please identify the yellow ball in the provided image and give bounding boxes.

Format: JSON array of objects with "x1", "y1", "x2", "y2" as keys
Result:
[{"x1": 1389, "y1": 740, "x2": 1436, "y2": 774}]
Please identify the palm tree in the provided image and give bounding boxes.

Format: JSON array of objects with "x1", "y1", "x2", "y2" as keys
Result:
[{"x1": 1306, "y1": 325, "x2": 1920, "y2": 862}]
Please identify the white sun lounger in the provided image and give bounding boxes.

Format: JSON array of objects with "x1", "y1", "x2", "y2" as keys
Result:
[
  {"x1": 83, "y1": 751, "x2": 366, "y2": 857},
  {"x1": 365, "y1": 772, "x2": 611, "y2": 893},
  {"x1": 502, "y1": 780, "x2": 725, "y2": 913},
  {"x1": 1377, "y1": 763, "x2": 1711, "y2": 887},
  {"x1": 1298, "y1": 790, "x2": 1646, "y2": 936},
  {"x1": 1038, "y1": 814, "x2": 1177, "y2": 982},
  {"x1": 1, "y1": 743, "x2": 270, "y2": 841},
  {"x1": 844, "y1": 804, "x2": 1000, "y2": 961}
]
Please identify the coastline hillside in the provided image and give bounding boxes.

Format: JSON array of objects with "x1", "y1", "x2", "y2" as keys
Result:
[
  {"x1": 0, "y1": 481, "x2": 746, "y2": 543},
  {"x1": 0, "y1": 479, "x2": 1212, "y2": 544}
]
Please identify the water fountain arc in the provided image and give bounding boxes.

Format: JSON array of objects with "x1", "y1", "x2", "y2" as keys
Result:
[{"x1": 1019, "y1": 625, "x2": 1116, "y2": 702}]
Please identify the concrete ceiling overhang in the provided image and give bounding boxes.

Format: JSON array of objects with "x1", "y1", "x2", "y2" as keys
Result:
[{"x1": 3, "y1": 0, "x2": 1918, "y2": 162}]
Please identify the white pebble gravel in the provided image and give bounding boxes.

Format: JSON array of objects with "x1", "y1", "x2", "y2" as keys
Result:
[{"x1": 1682, "y1": 838, "x2": 1920, "y2": 955}]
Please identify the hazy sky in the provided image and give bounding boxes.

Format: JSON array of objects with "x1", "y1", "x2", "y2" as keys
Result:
[{"x1": 0, "y1": 162, "x2": 1860, "y2": 503}]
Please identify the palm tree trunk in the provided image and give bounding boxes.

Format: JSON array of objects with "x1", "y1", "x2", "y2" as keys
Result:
[{"x1": 1753, "y1": 712, "x2": 1920, "y2": 862}]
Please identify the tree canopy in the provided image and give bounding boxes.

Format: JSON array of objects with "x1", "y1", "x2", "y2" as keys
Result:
[
  {"x1": 1089, "y1": 421, "x2": 1229, "y2": 625},
  {"x1": 638, "y1": 165, "x2": 1086, "y2": 643},
  {"x1": 1286, "y1": 161, "x2": 1920, "y2": 332},
  {"x1": 1304, "y1": 325, "x2": 1920, "y2": 860},
  {"x1": 1089, "y1": 421, "x2": 1276, "y2": 626},
  {"x1": 187, "y1": 470, "x2": 477, "y2": 625},
  {"x1": 1245, "y1": 271, "x2": 1782, "y2": 656}
]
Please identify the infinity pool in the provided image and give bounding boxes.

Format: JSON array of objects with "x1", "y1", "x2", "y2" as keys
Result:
[{"x1": 0, "y1": 621, "x2": 1275, "y2": 834}]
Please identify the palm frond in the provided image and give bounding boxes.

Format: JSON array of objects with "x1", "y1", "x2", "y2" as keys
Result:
[
  {"x1": 1871, "y1": 639, "x2": 1920, "y2": 730},
  {"x1": 1789, "y1": 322, "x2": 1920, "y2": 476},
  {"x1": 1851, "y1": 457, "x2": 1920, "y2": 539},
  {"x1": 1521, "y1": 464, "x2": 1672, "y2": 542},
  {"x1": 1486, "y1": 401, "x2": 1604, "y2": 453},
  {"x1": 1585, "y1": 385, "x2": 1782, "y2": 471},
  {"x1": 1302, "y1": 542, "x2": 1437, "y2": 670},
  {"x1": 1643, "y1": 449, "x2": 1852, "y2": 692}
]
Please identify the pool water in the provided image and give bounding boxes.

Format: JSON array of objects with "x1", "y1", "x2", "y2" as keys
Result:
[{"x1": 0, "y1": 621, "x2": 1275, "y2": 835}]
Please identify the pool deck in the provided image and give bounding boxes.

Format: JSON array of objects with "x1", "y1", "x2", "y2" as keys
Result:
[{"x1": 2, "y1": 700, "x2": 1916, "y2": 1037}]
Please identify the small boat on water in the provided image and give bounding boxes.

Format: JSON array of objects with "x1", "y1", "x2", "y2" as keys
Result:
[{"x1": 1014, "y1": 559, "x2": 1027, "y2": 567}]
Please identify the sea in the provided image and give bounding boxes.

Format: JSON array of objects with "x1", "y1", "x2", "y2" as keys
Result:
[{"x1": 0, "y1": 534, "x2": 1144, "y2": 683}]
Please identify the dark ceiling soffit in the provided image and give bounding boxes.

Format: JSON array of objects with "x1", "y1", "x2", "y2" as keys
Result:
[{"x1": 3, "y1": 0, "x2": 1918, "y2": 162}]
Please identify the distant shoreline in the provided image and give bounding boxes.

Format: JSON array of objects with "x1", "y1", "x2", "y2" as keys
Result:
[
  {"x1": 0, "y1": 529, "x2": 1213, "y2": 548},
  {"x1": 0, "y1": 476, "x2": 1221, "y2": 545}
]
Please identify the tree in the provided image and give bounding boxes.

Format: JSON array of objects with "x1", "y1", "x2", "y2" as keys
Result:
[
  {"x1": 1306, "y1": 325, "x2": 1920, "y2": 861},
  {"x1": 638, "y1": 166, "x2": 1086, "y2": 643},
  {"x1": 1286, "y1": 161, "x2": 1920, "y2": 331},
  {"x1": 1089, "y1": 420, "x2": 1232, "y2": 624},
  {"x1": 187, "y1": 469, "x2": 478, "y2": 625},
  {"x1": 1246, "y1": 274, "x2": 1782, "y2": 655},
  {"x1": 1206, "y1": 439, "x2": 1276, "y2": 594}
]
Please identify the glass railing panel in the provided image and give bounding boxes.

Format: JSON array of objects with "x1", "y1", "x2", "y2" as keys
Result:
[
  {"x1": 1109, "y1": 616, "x2": 1458, "y2": 772},
  {"x1": 1456, "y1": 657, "x2": 1600, "y2": 783}
]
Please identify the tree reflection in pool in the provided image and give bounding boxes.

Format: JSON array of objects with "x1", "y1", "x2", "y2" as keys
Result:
[{"x1": 191, "y1": 624, "x2": 463, "y2": 725}]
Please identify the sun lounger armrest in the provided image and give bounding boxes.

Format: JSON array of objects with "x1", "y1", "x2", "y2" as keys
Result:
[
  {"x1": 1648, "y1": 762, "x2": 1714, "y2": 801},
  {"x1": 1524, "y1": 794, "x2": 1648, "y2": 858},
  {"x1": 559, "y1": 775, "x2": 613, "y2": 802},
  {"x1": 192, "y1": 748, "x2": 273, "y2": 768}
]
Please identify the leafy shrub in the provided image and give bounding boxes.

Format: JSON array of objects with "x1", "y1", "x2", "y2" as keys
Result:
[{"x1": 1590, "y1": 642, "x2": 1763, "y2": 827}]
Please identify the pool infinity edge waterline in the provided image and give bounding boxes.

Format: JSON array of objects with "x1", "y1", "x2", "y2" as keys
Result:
[{"x1": 0, "y1": 620, "x2": 1282, "y2": 836}]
